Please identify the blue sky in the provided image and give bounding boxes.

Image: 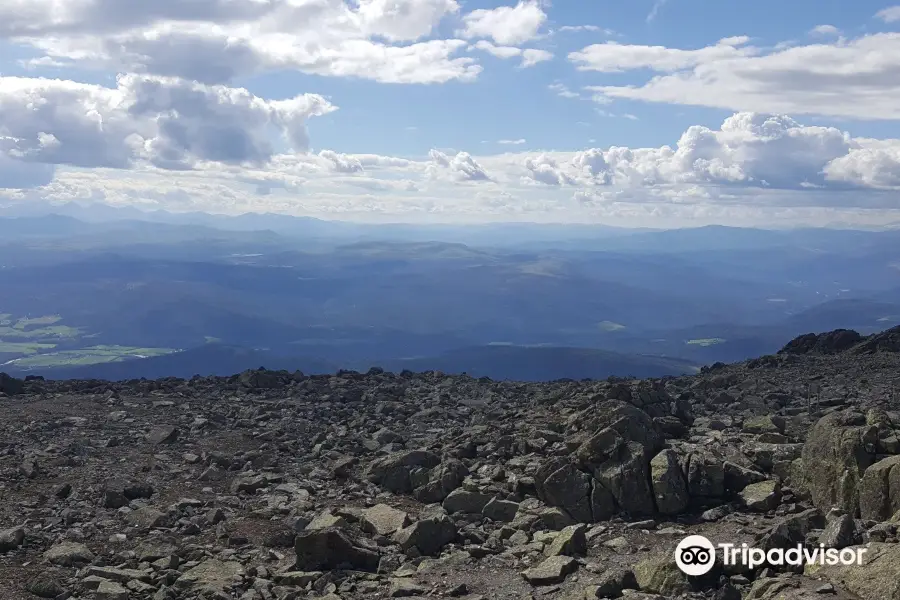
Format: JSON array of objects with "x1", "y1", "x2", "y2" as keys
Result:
[
  {"x1": 0, "y1": 0, "x2": 899, "y2": 227},
  {"x1": 237, "y1": 0, "x2": 900, "y2": 155}
]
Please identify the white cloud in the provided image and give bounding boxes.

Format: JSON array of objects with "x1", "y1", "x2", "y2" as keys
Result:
[
  {"x1": 823, "y1": 140, "x2": 900, "y2": 188},
  {"x1": 498, "y1": 139, "x2": 526, "y2": 145},
  {"x1": 809, "y1": 24, "x2": 840, "y2": 36},
  {"x1": 876, "y1": 6, "x2": 900, "y2": 23},
  {"x1": 471, "y1": 40, "x2": 552, "y2": 68},
  {"x1": 4, "y1": 0, "x2": 483, "y2": 85},
  {"x1": 522, "y1": 154, "x2": 576, "y2": 186},
  {"x1": 580, "y1": 33, "x2": 900, "y2": 120},
  {"x1": 556, "y1": 25, "x2": 614, "y2": 35},
  {"x1": 0, "y1": 74, "x2": 335, "y2": 171},
  {"x1": 548, "y1": 83, "x2": 580, "y2": 99},
  {"x1": 356, "y1": 0, "x2": 460, "y2": 42},
  {"x1": 458, "y1": 0, "x2": 547, "y2": 45},
  {"x1": 521, "y1": 48, "x2": 553, "y2": 67},
  {"x1": 647, "y1": 0, "x2": 668, "y2": 22},
  {"x1": 570, "y1": 36, "x2": 754, "y2": 73},
  {"x1": 319, "y1": 150, "x2": 364, "y2": 173},
  {"x1": 4, "y1": 107, "x2": 900, "y2": 226},
  {"x1": 427, "y1": 149, "x2": 491, "y2": 181}
]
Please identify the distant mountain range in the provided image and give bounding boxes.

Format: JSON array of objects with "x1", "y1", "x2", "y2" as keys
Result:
[{"x1": 1, "y1": 208, "x2": 898, "y2": 382}]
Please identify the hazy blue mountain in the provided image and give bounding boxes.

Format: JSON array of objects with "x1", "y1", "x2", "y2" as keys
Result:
[{"x1": 2, "y1": 209, "x2": 899, "y2": 381}]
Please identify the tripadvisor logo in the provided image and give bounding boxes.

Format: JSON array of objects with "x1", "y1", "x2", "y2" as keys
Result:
[{"x1": 674, "y1": 535, "x2": 868, "y2": 576}]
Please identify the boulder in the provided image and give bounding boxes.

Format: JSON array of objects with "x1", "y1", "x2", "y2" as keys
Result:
[
  {"x1": 412, "y1": 459, "x2": 467, "y2": 503},
  {"x1": 174, "y1": 559, "x2": 244, "y2": 593},
  {"x1": 520, "y1": 555, "x2": 578, "y2": 585},
  {"x1": 534, "y1": 458, "x2": 594, "y2": 523},
  {"x1": 366, "y1": 450, "x2": 441, "y2": 493},
  {"x1": 859, "y1": 455, "x2": 900, "y2": 521},
  {"x1": 804, "y1": 542, "x2": 900, "y2": 599},
  {"x1": 592, "y1": 441, "x2": 656, "y2": 518},
  {"x1": 43, "y1": 542, "x2": 95, "y2": 566},
  {"x1": 392, "y1": 515, "x2": 457, "y2": 556},
  {"x1": 740, "y1": 480, "x2": 782, "y2": 512},
  {"x1": 800, "y1": 411, "x2": 878, "y2": 516},
  {"x1": 442, "y1": 489, "x2": 492, "y2": 514},
  {"x1": 544, "y1": 524, "x2": 587, "y2": 557},
  {"x1": 360, "y1": 504, "x2": 411, "y2": 536},
  {"x1": 0, "y1": 526, "x2": 24, "y2": 552},
  {"x1": 650, "y1": 449, "x2": 689, "y2": 515},
  {"x1": 294, "y1": 527, "x2": 380, "y2": 571},
  {"x1": 633, "y1": 555, "x2": 691, "y2": 596},
  {"x1": 0, "y1": 373, "x2": 24, "y2": 396}
]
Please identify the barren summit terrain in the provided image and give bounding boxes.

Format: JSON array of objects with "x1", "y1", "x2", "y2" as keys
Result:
[{"x1": 2, "y1": 328, "x2": 900, "y2": 600}]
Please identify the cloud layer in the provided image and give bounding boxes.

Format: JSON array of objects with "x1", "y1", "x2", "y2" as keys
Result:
[{"x1": 1, "y1": 1, "x2": 899, "y2": 227}]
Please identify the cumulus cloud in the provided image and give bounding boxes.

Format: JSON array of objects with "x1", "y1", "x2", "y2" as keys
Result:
[
  {"x1": 570, "y1": 36, "x2": 754, "y2": 73},
  {"x1": 876, "y1": 6, "x2": 900, "y2": 23},
  {"x1": 470, "y1": 112, "x2": 899, "y2": 195},
  {"x1": 458, "y1": 0, "x2": 547, "y2": 45},
  {"x1": 4, "y1": 107, "x2": 900, "y2": 225},
  {"x1": 318, "y1": 150, "x2": 364, "y2": 173},
  {"x1": 809, "y1": 24, "x2": 840, "y2": 36},
  {"x1": 4, "y1": 0, "x2": 483, "y2": 85},
  {"x1": 577, "y1": 33, "x2": 900, "y2": 119},
  {"x1": 0, "y1": 74, "x2": 335, "y2": 171},
  {"x1": 427, "y1": 149, "x2": 491, "y2": 181},
  {"x1": 523, "y1": 154, "x2": 576, "y2": 186},
  {"x1": 471, "y1": 40, "x2": 552, "y2": 67}
]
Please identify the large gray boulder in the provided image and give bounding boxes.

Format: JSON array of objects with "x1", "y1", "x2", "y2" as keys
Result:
[
  {"x1": 799, "y1": 411, "x2": 878, "y2": 516},
  {"x1": 805, "y1": 542, "x2": 900, "y2": 599},
  {"x1": 294, "y1": 527, "x2": 380, "y2": 571},
  {"x1": 650, "y1": 449, "x2": 689, "y2": 515},
  {"x1": 859, "y1": 455, "x2": 900, "y2": 521},
  {"x1": 365, "y1": 450, "x2": 441, "y2": 493},
  {"x1": 534, "y1": 458, "x2": 595, "y2": 523},
  {"x1": 592, "y1": 441, "x2": 656, "y2": 517}
]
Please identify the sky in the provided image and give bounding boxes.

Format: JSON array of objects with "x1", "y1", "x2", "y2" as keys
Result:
[{"x1": 1, "y1": 0, "x2": 900, "y2": 228}]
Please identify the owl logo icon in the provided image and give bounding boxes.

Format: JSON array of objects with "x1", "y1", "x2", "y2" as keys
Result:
[{"x1": 675, "y1": 535, "x2": 716, "y2": 576}]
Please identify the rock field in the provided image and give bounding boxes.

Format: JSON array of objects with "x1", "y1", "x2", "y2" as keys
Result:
[{"x1": 2, "y1": 327, "x2": 900, "y2": 600}]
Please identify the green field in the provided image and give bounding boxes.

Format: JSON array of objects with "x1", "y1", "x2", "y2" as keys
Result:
[
  {"x1": 0, "y1": 312, "x2": 163, "y2": 368},
  {"x1": 0, "y1": 342, "x2": 58, "y2": 355},
  {"x1": 8, "y1": 345, "x2": 176, "y2": 368},
  {"x1": 686, "y1": 338, "x2": 727, "y2": 347},
  {"x1": 0, "y1": 324, "x2": 84, "y2": 339},
  {"x1": 13, "y1": 315, "x2": 62, "y2": 329}
]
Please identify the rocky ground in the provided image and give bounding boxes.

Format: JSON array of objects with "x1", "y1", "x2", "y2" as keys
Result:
[{"x1": 1, "y1": 327, "x2": 900, "y2": 600}]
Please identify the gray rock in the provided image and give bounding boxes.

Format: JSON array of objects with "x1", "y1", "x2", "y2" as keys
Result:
[
  {"x1": 360, "y1": 504, "x2": 411, "y2": 536},
  {"x1": 859, "y1": 455, "x2": 900, "y2": 521},
  {"x1": 740, "y1": 480, "x2": 782, "y2": 512},
  {"x1": 174, "y1": 559, "x2": 244, "y2": 593},
  {"x1": 393, "y1": 515, "x2": 457, "y2": 556},
  {"x1": 0, "y1": 526, "x2": 24, "y2": 552},
  {"x1": 442, "y1": 488, "x2": 492, "y2": 514},
  {"x1": 650, "y1": 449, "x2": 689, "y2": 515},
  {"x1": 25, "y1": 572, "x2": 65, "y2": 598},
  {"x1": 95, "y1": 580, "x2": 129, "y2": 600},
  {"x1": 800, "y1": 411, "x2": 877, "y2": 516},
  {"x1": 482, "y1": 498, "x2": 519, "y2": 522},
  {"x1": 43, "y1": 541, "x2": 95, "y2": 566},
  {"x1": 295, "y1": 526, "x2": 380, "y2": 571},
  {"x1": 520, "y1": 555, "x2": 578, "y2": 585},
  {"x1": 820, "y1": 513, "x2": 867, "y2": 549},
  {"x1": 544, "y1": 524, "x2": 587, "y2": 557},
  {"x1": 366, "y1": 450, "x2": 441, "y2": 493}
]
